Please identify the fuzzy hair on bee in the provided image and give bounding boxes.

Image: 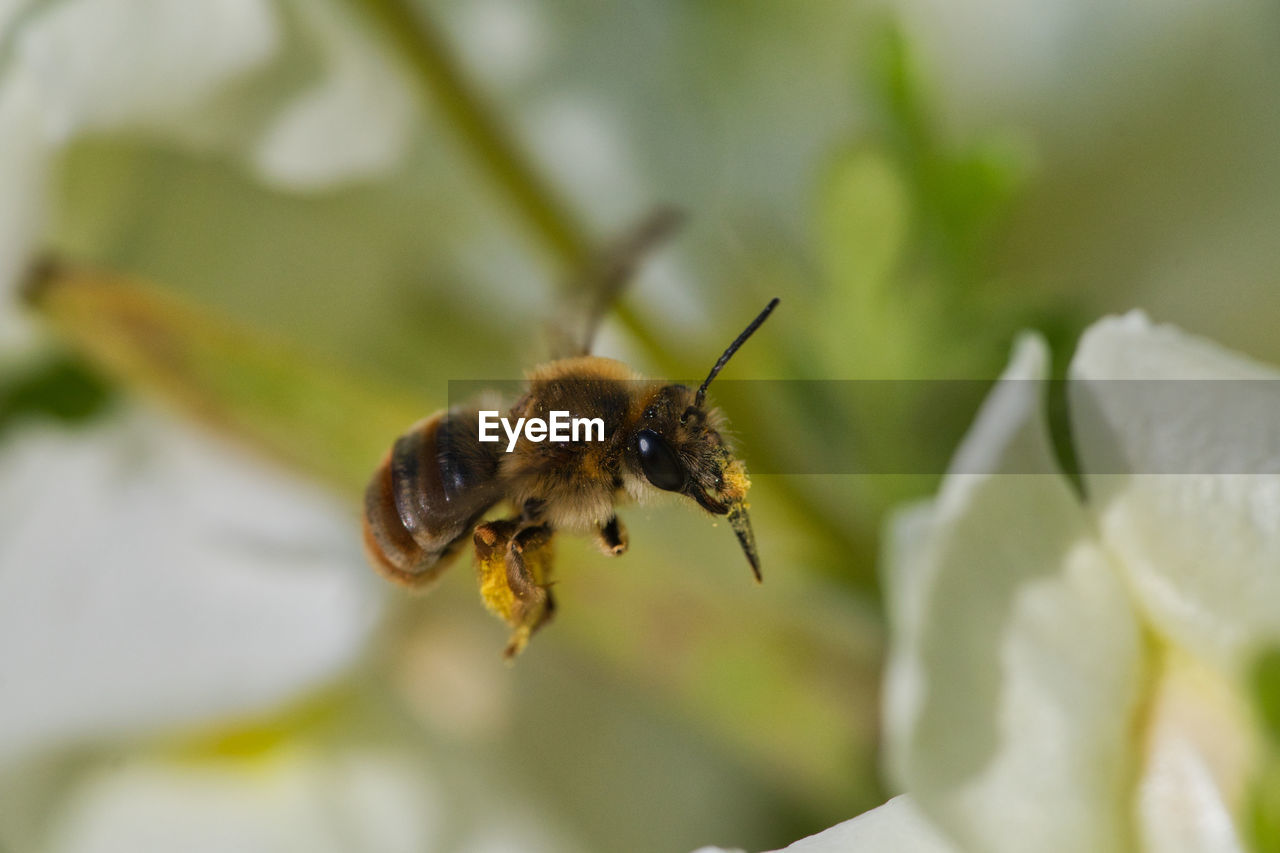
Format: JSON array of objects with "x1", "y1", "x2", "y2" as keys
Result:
[{"x1": 362, "y1": 214, "x2": 778, "y2": 659}]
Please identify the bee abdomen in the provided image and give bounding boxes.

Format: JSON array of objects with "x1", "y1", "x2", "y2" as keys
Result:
[{"x1": 362, "y1": 409, "x2": 502, "y2": 589}]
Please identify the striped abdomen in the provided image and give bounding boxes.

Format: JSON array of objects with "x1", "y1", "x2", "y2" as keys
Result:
[{"x1": 362, "y1": 408, "x2": 503, "y2": 588}]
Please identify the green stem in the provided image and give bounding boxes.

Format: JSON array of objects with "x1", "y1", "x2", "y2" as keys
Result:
[
  {"x1": 361, "y1": 0, "x2": 591, "y2": 270},
  {"x1": 361, "y1": 0, "x2": 683, "y2": 373}
]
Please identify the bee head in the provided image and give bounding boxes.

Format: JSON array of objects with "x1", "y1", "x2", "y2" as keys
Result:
[{"x1": 628, "y1": 298, "x2": 778, "y2": 581}]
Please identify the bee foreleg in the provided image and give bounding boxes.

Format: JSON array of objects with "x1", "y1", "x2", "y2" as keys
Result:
[{"x1": 594, "y1": 515, "x2": 628, "y2": 556}]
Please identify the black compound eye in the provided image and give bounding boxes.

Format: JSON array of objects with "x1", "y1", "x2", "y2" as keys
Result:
[{"x1": 636, "y1": 429, "x2": 686, "y2": 492}]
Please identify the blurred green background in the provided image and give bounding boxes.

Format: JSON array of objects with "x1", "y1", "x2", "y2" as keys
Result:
[{"x1": 4, "y1": 0, "x2": 1280, "y2": 851}]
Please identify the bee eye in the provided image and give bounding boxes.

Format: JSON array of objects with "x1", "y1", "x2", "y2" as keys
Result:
[{"x1": 635, "y1": 429, "x2": 686, "y2": 492}]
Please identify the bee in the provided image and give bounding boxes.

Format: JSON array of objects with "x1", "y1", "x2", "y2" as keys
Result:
[{"x1": 362, "y1": 224, "x2": 778, "y2": 659}]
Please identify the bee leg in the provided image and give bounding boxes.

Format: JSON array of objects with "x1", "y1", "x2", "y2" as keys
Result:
[
  {"x1": 503, "y1": 524, "x2": 556, "y2": 659},
  {"x1": 594, "y1": 515, "x2": 628, "y2": 556},
  {"x1": 506, "y1": 524, "x2": 553, "y2": 600},
  {"x1": 503, "y1": 584, "x2": 557, "y2": 659},
  {"x1": 474, "y1": 520, "x2": 556, "y2": 660}
]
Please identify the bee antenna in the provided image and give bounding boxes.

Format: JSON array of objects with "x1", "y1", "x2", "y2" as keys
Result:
[{"x1": 695, "y1": 297, "x2": 779, "y2": 408}]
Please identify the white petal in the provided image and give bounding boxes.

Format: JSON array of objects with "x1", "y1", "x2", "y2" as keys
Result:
[
  {"x1": 767, "y1": 796, "x2": 956, "y2": 853},
  {"x1": 13, "y1": 0, "x2": 278, "y2": 141},
  {"x1": 520, "y1": 95, "x2": 645, "y2": 225},
  {"x1": 879, "y1": 500, "x2": 937, "y2": 790},
  {"x1": 251, "y1": 0, "x2": 416, "y2": 189},
  {"x1": 1136, "y1": 652, "x2": 1254, "y2": 853},
  {"x1": 885, "y1": 334, "x2": 1146, "y2": 853},
  {"x1": 0, "y1": 411, "x2": 383, "y2": 766},
  {"x1": 688, "y1": 796, "x2": 955, "y2": 853},
  {"x1": 46, "y1": 746, "x2": 440, "y2": 853},
  {"x1": 449, "y1": 0, "x2": 549, "y2": 90},
  {"x1": 1070, "y1": 311, "x2": 1280, "y2": 671}
]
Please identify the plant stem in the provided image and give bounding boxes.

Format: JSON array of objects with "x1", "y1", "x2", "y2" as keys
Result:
[
  {"x1": 361, "y1": 0, "x2": 590, "y2": 269},
  {"x1": 361, "y1": 0, "x2": 682, "y2": 374}
]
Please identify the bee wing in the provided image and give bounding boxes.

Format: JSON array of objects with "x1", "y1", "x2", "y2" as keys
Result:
[{"x1": 547, "y1": 206, "x2": 684, "y2": 358}]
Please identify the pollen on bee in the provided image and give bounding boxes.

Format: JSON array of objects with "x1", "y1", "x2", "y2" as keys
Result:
[{"x1": 722, "y1": 459, "x2": 751, "y2": 501}]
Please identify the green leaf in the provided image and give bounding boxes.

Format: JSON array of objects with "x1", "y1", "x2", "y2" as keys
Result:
[
  {"x1": 1248, "y1": 649, "x2": 1280, "y2": 852},
  {"x1": 816, "y1": 144, "x2": 924, "y2": 385},
  {"x1": 819, "y1": 146, "x2": 911, "y2": 300},
  {"x1": 1252, "y1": 647, "x2": 1280, "y2": 746},
  {"x1": 0, "y1": 353, "x2": 114, "y2": 436},
  {"x1": 1250, "y1": 753, "x2": 1280, "y2": 853}
]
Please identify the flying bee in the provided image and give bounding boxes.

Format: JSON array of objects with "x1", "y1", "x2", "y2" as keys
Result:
[{"x1": 362, "y1": 217, "x2": 779, "y2": 659}]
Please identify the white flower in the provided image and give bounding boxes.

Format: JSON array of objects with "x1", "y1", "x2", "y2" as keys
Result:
[
  {"x1": 691, "y1": 794, "x2": 953, "y2": 853},
  {"x1": 0, "y1": 0, "x2": 416, "y2": 350},
  {"x1": 11, "y1": 0, "x2": 278, "y2": 142},
  {"x1": 0, "y1": 408, "x2": 437, "y2": 850},
  {"x1": 251, "y1": 0, "x2": 416, "y2": 190},
  {"x1": 24, "y1": 732, "x2": 585, "y2": 853},
  {"x1": 701, "y1": 312, "x2": 1278, "y2": 852},
  {"x1": 0, "y1": 410, "x2": 384, "y2": 770},
  {"x1": 45, "y1": 745, "x2": 442, "y2": 853}
]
